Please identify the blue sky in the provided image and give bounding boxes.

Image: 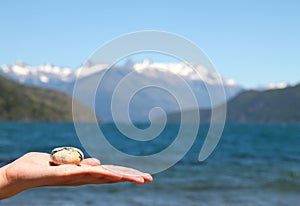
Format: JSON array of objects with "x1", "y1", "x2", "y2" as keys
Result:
[{"x1": 0, "y1": 0, "x2": 299, "y2": 88}]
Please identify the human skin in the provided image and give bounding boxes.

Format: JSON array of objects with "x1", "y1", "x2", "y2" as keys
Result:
[{"x1": 0, "y1": 152, "x2": 153, "y2": 200}]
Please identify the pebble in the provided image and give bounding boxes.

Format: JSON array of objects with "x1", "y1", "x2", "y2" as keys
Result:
[{"x1": 50, "y1": 147, "x2": 84, "y2": 165}]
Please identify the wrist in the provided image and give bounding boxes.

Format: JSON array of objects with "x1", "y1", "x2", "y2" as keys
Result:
[
  {"x1": 0, "y1": 163, "x2": 28, "y2": 200},
  {"x1": 0, "y1": 165, "x2": 12, "y2": 199}
]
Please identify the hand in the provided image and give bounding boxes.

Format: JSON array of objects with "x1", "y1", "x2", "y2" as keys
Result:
[{"x1": 0, "y1": 152, "x2": 152, "y2": 200}]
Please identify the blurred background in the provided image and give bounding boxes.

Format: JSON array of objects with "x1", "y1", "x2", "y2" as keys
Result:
[{"x1": 0, "y1": 1, "x2": 299, "y2": 205}]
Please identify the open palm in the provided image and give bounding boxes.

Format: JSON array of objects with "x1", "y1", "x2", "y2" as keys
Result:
[{"x1": 1, "y1": 152, "x2": 152, "y2": 199}]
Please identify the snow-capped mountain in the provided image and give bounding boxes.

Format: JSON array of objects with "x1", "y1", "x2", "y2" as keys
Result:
[
  {"x1": 0, "y1": 61, "x2": 243, "y2": 122},
  {"x1": 0, "y1": 62, "x2": 76, "y2": 92},
  {"x1": 255, "y1": 82, "x2": 297, "y2": 91}
]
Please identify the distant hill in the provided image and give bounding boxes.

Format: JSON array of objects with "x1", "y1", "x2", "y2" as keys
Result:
[
  {"x1": 0, "y1": 76, "x2": 96, "y2": 121},
  {"x1": 0, "y1": 62, "x2": 243, "y2": 122},
  {"x1": 167, "y1": 84, "x2": 300, "y2": 123}
]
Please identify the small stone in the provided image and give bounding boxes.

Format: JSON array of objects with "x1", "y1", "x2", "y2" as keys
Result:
[{"x1": 50, "y1": 147, "x2": 84, "y2": 165}]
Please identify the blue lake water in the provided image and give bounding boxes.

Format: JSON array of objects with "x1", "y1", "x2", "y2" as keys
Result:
[{"x1": 0, "y1": 122, "x2": 300, "y2": 206}]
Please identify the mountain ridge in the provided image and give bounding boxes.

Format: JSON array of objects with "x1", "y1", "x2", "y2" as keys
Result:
[
  {"x1": 168, "y1": 84, "x2": 300, "y2": 123},
  {"x1": 0, "y1": 61, "x2": 243, "y2": 121},
  {"x1": 0, "y1": 76, "x2": 95, "y2": 121}
]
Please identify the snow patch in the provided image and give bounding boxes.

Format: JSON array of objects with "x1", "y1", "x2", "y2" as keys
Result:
[{"x1": 40, "y1": 75, "x2": 49, "y2": 83}]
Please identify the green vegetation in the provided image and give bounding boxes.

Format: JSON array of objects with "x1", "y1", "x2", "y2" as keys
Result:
[
  {"x1": 226, "y1": 84, "x2": 300, "y2": 122},
  {"x1": 0, "y1": 76, "x2": 95, "y2": 121},
  {"x1": 167, "y1": 84, "x2": 300, "y2": 123}
]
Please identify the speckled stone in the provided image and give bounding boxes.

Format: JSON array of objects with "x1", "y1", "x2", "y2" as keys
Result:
[{"x1": 50, "y1": 147, "x2": 84, "y2": 165}]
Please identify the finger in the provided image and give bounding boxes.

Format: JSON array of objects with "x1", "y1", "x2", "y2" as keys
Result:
[
  {"x1": 125, "y1": 176, "x2": 145, "y2": 184},
  {"x1": 123, "y1": 171, "x2": 152, "y2": 183},
  {"x1": 101, "y1": 165, "x2": 152, "y2": 184},
  {"x1": 80, "y1": 158, "x2": 101, "y2": 166},
  {"x1": 142, "y1": 173, "x2": 153, "y2": 182}
]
